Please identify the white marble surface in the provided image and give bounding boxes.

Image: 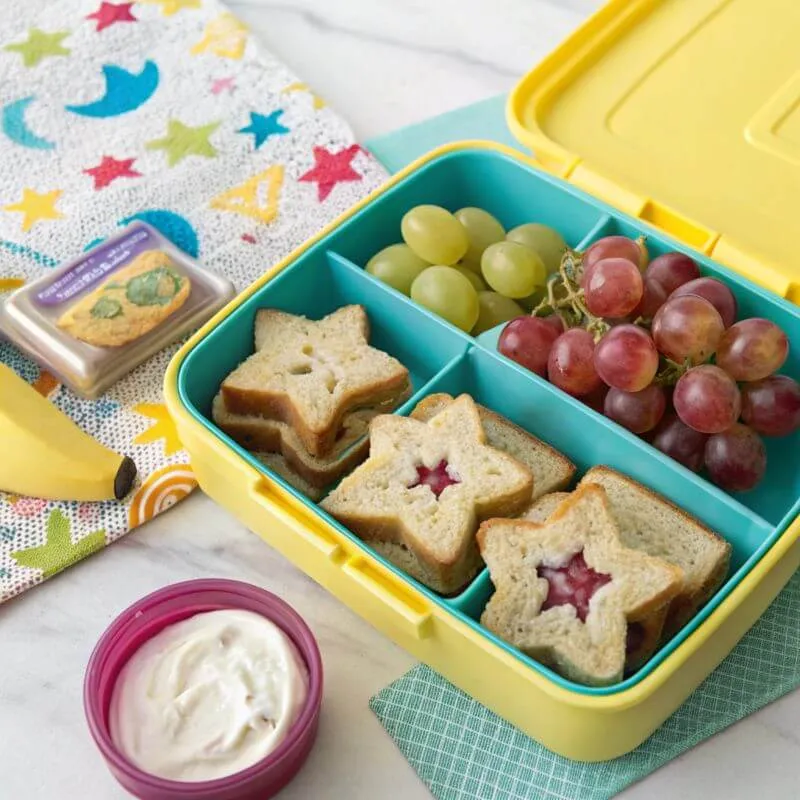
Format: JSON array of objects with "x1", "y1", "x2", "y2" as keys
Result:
[{"x1": 1, "y1": 1, "x2": 798, "y2": 798}]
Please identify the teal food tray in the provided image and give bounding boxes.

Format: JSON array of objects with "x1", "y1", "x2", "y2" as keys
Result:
[{"x1": 167, "y1": 142, "x2": 800, "y2": 760}]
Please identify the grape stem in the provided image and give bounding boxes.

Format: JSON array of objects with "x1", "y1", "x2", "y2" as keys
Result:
[
  {"x1": 531, "y1": 249, "x2": 610, "y2": 340},
  {"x1": 654, "y1": 357, "x2": 692, "y2": 387}
]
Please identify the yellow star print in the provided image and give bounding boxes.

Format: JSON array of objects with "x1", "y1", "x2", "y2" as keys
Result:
[
  {"x1": 3, "y1": 189, "x2": 64, "y2": 232},
  {"x1": 4, "y1": 29, "x2": 70, "y2": 68},
  {"x1": 146, "y1": 119, "x2": 220, "y2": 167},
  {"x1": 283, "y1": 82, "x2": 326, "y2": 110},
  {"x1": 133, "y1": 403, "x2": 184, "y2": 456},
  {"x1": 190, "y1": 13, "x2": 249, "y2": 59},
  {"x1": 210, "y1": 165, "x2": 284, "y2": 223},
  {"x1": 138, "y1": 0, "x2": 200, "y2": 17}
]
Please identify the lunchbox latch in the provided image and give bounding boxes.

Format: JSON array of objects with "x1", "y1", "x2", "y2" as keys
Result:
[
  {"x1": 567, "y1": 162, "x2": 647, "y2": 220},
  {"x1": 711, "y1": 237, "x2": 796, "y2": 307}
]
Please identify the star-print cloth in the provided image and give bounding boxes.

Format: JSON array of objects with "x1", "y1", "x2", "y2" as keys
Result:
[{"x1": 0, "y1": 0, "x2": 389, "y2": 602}]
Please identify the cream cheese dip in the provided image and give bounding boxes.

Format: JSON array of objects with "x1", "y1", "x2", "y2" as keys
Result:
[{"x1": 109, "y1": 609, "x2": 308, "y2": 782}]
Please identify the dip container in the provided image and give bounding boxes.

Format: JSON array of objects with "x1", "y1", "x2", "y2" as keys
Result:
[{"x1": 84, "y1": 579, "x2": 323, "y2": 800}]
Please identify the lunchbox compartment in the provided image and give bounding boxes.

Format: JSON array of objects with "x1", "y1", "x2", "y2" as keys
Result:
[
  {"x1": 178, "y1": 247, "x2": 469, "y2": 422},
  {"x1": 402, "y1": 345, "x2": 775, "y2": 679},
  {"x1": 171, "y1": 141, "x2": 799, "y2": 718},
  {"x1": 327, "y1": 148, "x2": 606, "y2": 270},
  {"x1": 476, "y1": 212, "x2": 800, "y2": 527}
]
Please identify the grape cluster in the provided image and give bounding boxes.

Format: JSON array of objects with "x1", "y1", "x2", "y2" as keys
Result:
[
  {"x1": 496, "y1": 235, "x2": 799, "y2": 493},
  {"x1": 366, "y1": 205, "x2": 564, "y2": 335}
]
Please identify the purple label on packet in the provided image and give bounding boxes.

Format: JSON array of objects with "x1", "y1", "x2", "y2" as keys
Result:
[{"x1": 36, "y1": 225, "x2": 157, "y2": 307}]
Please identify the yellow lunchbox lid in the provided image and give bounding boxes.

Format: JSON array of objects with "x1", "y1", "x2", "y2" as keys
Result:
[{"x1": 508, "y1": 0, "x2": 800, "y2": 304}]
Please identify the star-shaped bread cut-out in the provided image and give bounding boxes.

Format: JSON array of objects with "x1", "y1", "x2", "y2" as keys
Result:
[
  {"x1": 322, "y1": 395, "x2": 534, "y2": 582},
  {"x1": 4, "y1": 29, "x2": 70, "y2": 68},
  {"x1": 146, "y1": 118, "x2": 219, "y2": 166},
  {"x1": 477, "y1": 485, "x2": 683, "y2": 686},
  {"x1": 222, "y1": 306, "x2": 409, "y2": 457}
]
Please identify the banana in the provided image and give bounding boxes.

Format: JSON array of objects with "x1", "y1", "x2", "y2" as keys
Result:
[{"x1": 0, "y1": 363, "x2": 137, "y2": 501}]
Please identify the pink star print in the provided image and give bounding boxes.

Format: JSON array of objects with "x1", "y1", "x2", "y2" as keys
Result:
[
  {"x1": 210, "y1": 76, "x2": 235, "y2": 95},
  {"x1": 86, "y1": 2, "x2": 137, "y2": 32},
  {"x1": 83, "y1": 156, "x2": 141, "y2": 190},
  {"x1": 299, "y1": 144, "x2": 363, "y2": 202}
]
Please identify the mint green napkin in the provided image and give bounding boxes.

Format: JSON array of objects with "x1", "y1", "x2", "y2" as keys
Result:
[{"x1": 370, "y1": 571, "x2": 799, "y2": 800}]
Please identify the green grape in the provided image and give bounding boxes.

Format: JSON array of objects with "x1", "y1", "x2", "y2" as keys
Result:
[
  {"x1": 472, "y1": 291, "x2": 524, "y2": 335},
  {"x1": 401, "y1": 205, "x2": 468, "y2": 265},
  {"x1": 455, "y1": 207, "x2": 505, "y2": 271},
  {"x1": 410, "y1": 266, "x2": 479, "y2": 332},
  {"x1": 506, "y1": 223, "x2": 567, "y2": 275},
  {"x1": 366, "y1": 244, "x2": 430, "y2": 295},
  {"x1": 481, "y1": 241, "x2": 546, "y2": 299},
  {"x1": 455, "y1": 264, "x2": 487, "y2": 292}
]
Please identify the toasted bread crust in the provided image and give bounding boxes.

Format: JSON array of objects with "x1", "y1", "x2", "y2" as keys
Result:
[
  {"x1": 411, "y1": 393, "x2": 576, "y2": 499},
  {"x1": 521, "y1": 490, "x2": 670, "y2": 672},
  {"x1": 222, "y1": 305, "x2": 410, "y2": 457},
  {"x1": 578, "y1": 466, "x2": 731, "y2": 636},
  {"x1": 477, "y1": 485, "x2": 683, "y2": 685},
  {"x1": 222, "y1": 376, "x2": 409, "y2": 457},
  {"x1": 322, "y1": 395, "x2": 535, "y2": 594}
]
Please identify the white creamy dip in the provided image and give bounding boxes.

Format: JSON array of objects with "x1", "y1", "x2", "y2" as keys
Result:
[{"x1": 109, "y1": 609, "x2": 308, "y2": 782}]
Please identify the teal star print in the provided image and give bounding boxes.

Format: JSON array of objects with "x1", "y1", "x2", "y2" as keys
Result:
[{"x1": 237, "y1": 109, "x2": 289, "y2": 149}]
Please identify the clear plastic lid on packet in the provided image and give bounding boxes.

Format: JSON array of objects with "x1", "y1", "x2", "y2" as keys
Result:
[{"x1": 0, "y1": 222, "x2": 235, "y2": 399}]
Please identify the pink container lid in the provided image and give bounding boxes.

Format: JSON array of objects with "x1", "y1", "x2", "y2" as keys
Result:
[{"x1": 84, "y1": 579, "x2": 323, "y2": 800}]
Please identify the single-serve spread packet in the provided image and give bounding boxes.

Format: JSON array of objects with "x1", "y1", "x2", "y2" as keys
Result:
[{"x1": 0, "y1": 222, "x2": 234, "y2": 398}]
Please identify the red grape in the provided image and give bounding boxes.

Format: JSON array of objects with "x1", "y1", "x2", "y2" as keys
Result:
[
  {"x1": 651, "y1": 413, "x2": 708, "y2": 472},
  {"x1": 547, "y1": 328, "x2": 602, "y2": 397},
  {"x1": 651, "y1": 294, "x2": 724, "y2": 364},
  {"x1": 673, "y1": 365, "x2": 742, "y2": 434},
  {"x1": 541, "y1": 314, "x2": 566, "y2": 336},
  {"x1": 583, "y1": 235, "x2": 648, "y2": 271},
  {"x1": 583, "y1": 383, "x2": 609, "y2": 414},
  {"x1": 583, "y1": 257, "x2": 644, "y2": 318},
  {"x1": 671, "y1": 277, "x2": 737, "y2": 327},
  {"x1": 631, "y1": 278, "x2": 667, "y2": 320},
  {"x1": 705, "y1": 423, "x2": 767, "y2": 492},
  {"x1": 644, "y1": 252, "x2": 700, "y2": 295},
  {"x1": 741, "y1": 375, "x2": 800, "y2": 437},
  {"x1": 604, "y1": 384, "x2": 666, "y2": 433},
  {"x1": 594, "y1": 325, "x2": 659, "y2": 392},
  {"x1": 715, "y1": 318, "x2": 789, "y2": 382},
  {"x1": 498, "y1": 316, "x2": 560, "y2": 377}
]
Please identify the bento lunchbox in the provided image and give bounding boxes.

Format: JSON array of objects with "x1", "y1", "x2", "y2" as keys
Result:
[{"x1": 164, "y1": 0, "x2": 800, "y2": 761}]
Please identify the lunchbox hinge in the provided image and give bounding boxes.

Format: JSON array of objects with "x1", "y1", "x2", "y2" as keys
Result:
[{"x1": 567, "y1": 163, "x2": 721, "y2": 254}]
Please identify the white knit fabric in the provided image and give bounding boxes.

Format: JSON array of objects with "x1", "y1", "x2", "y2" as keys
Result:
[{"x1": 0, "y1": 0, "x2": 388, "y2": 601}]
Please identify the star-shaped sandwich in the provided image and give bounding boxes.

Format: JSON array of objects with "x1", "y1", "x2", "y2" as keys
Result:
[
  {"x1": 477, "y1": 485, "x2": 683, "y2": 686},
  {"x1": 322, "y1": 395, "x2": 535, "y2": 594},
  {"x1": 222, "y1": 306, "x2": 409, "y2": 457}
]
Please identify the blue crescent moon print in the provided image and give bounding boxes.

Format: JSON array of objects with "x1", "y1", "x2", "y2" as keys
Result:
[
  {"x1": 121, "y1": 210, "x2": 200, "y2": 258},
  {"x1": 65, "y1": 61, "x2": 159, "y2": 118},
  {"x1": 2, "y1": 97, "x2": 56, "y2": 150}
]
